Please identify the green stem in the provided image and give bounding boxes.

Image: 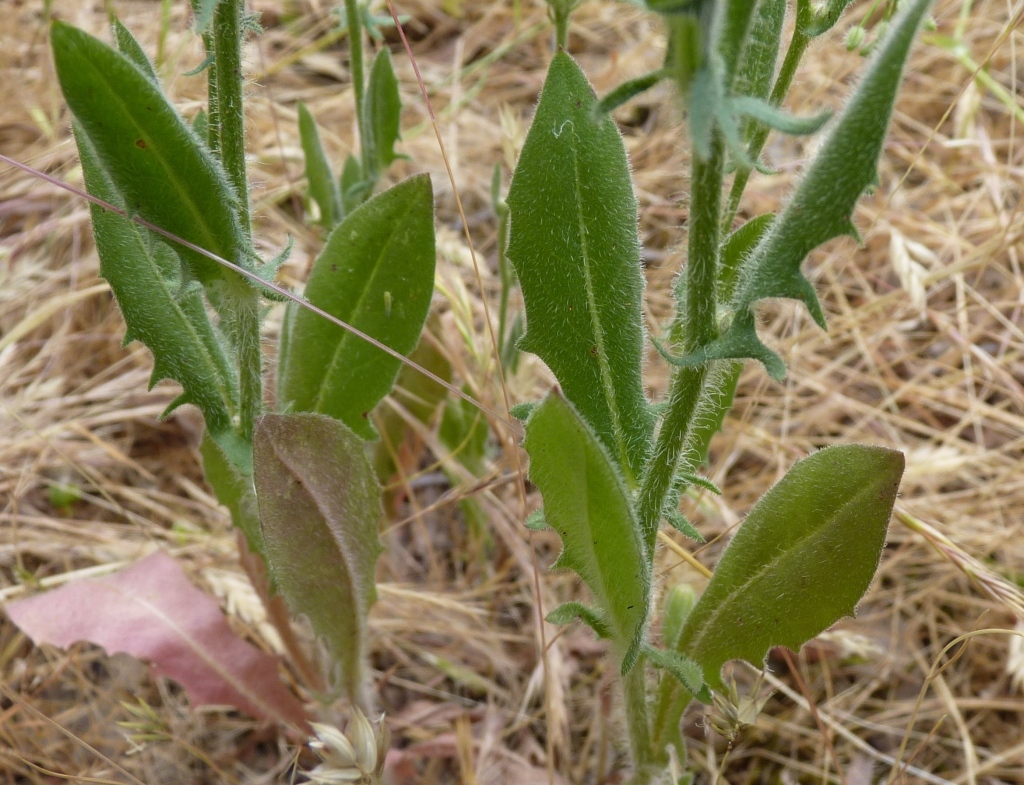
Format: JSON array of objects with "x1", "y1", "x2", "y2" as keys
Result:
[
  {"x1": 223, "y1": 281, "x2": 262, "y2": 443},
  {"x1": 553, "y1": 8, "x2": 569, "y2": 50},
  {"x1": 213, "y1": 0, "x2": 250, "y2": 238},
  {"x1": 722, "y1": 28, "x2": 810, "y2": 230},
  {"x1": 637, "y1": 134, "x2": 723, "y2": 554},
  {"x1": 346, "y1": 0, "x2": 365, "y2": 122},
  {"x1": 209, "y1": 0, "x2": 261, "y2": 440},
  {"x1": 623, "y1": 661, "x2": 654, "y2": 778}
]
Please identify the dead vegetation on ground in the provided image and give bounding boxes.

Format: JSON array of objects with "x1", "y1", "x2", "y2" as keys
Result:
[{"x1": 1, "y1": 0, "x2": 1023, "y2": 783}]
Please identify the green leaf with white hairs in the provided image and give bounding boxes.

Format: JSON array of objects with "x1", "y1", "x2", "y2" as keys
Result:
[
  {"x1": 254, "y1": 413, "x2": 384, "y2": 710},
  {"x1": 112, "y1": 19, "x2": 157, "y2": 84},
  {"x1": 524, "y1": 392, "x2": 651, "y2": 672},
  {"x1": 546, "y1": 602, "x2": 612, "y2": 639},
  {"x1": 361, "y1": 47, "x2": 402, "y2": 179},
  {"x1": 508, "y1": 52, "x2": 652, "y2": 485},
  {"x1": 678, "y1": 445, "x2": 904, "y2": 691},
  {"x1": 645, "y1": 646, "x2": 709, "y2": 703},
  {"x1": 298, "y1": 103, "x2": 342, "y2": 229},
  {"x1": 731, "y1": 0, "x2": 784, "y2": 104},
  {"x1": 74, "y1": 124, "x2": 247, "y2": 470},
  {"x1": 277, "y1": 175, "x2": 435, "y2": 440},
  {"x1": 673, "y1": 0, "x2": 934, "y2": 378},
  {"x1": 200, "y1": 431, "x2": 262, "y2": 556},
  {"x1": 52, "y1": 22, "x2": 249, "y2": 287},
  {"x1": 716, "y1": 0, "x2": 760, "y2": 88},
  {"x1": 802, "y1": 0, "x2": 855, "y2": 38}
]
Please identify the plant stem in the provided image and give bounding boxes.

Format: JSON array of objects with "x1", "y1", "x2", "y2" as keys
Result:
[
  {"x1": 346, "y1": 0, "x2": 365, "y2": 121},
  {"x1": 553, "y1": 7, "x2": 570, "y2": 50},
  {"x1": 623, "y1": 661, "x2": 654, "y2": 777},
  {"x1": 213, "y1": 0, "x2": 250, "y2": 237},
  {"x1": 637, "y1": 133, "x2": 724, "y2": 554},
  {"x1": 210, "y1": 0, "x2": 261, "y2": 440},
  {"x1": 223, "y1": 280, "x2": 262, "y2": 442}
]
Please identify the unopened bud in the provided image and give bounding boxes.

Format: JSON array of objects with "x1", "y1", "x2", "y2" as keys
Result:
[{"x1": 845, "y1": 26, "x2": 866, "y2": 51}]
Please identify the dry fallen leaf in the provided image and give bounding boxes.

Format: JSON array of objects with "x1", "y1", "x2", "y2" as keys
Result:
[{"x1": 5, "y1": 551, "x2": 309, "y2": 728}]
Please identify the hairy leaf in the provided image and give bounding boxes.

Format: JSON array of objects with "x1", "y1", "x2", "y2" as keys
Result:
[
  {"x1": 802, "y1": 0, "x2": 855, "y2": 37},
  {"x1": 645, "y1": 646, "x2": 709, "y2": 702},
  {"x1": 52, "y1": 22, "x2": 247, "y2": 286},
  {"x1": 340, "y1": 154, "x2": 365, "y2": 216},
  {"x1": 298, "y1": 102, "x2": 342, "y2": 229},
  {"x1": 594, "y1": 69, "x2": 665, "y2": 117},
  {"x1": 112, "y1": 19, "x2": 157, "y2": 84},
  {"x1": 678, "y1": 445, "x2": 904, "y2": 691},
  {"x1": 508, "y1": 52, "x2": 652, "y2": 485},
  {"x1": 546, "y1": 602, "x2": 612, "y2": 639},
  {"x1": 731, "y1": 0, "x2": 784, "y2": 105},
  {"x1": 361, "y1": 47, "x2": 402, "y2": 179},
  {"x1": 5, "y1": 552, "x2": 308, "y2": 727},
  {"x1": 523, "y1": 392, "x2": 650, "y2": 670},
  {"x1": 254, "y1": 413, "x2": 383, "y2": 709},
  {"x1": 692, "y1": 0, "x2": 934, "y2": 378},
  {"x1": 717, "y1": 0, "x2": 760, "y2": 88},
  {"x1": 200, "y1": 432, "x2": 261, "y2": 556},
  {"x1": 277, "y1": 175, "x2": 435, "y2": 440},
  {"x1": 75, "y1": 125, "x2": 246, "y2": 466}
]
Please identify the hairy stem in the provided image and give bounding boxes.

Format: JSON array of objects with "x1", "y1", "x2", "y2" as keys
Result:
[
  {"x1": 637, "y1": 133, "x2": 723, "y2": 554},
  {"x1": 222, "y1": 280, "x2": 262, "y2": 442},
  {"x1": 623, "y1": 661, "x2": 654, "y2": 777},
  {"x1": 213, "y1": 0, "x2": 250, "y2": 237},
  {"x1": 346, "y1": 0, "x2": 365, "y2": 123}
]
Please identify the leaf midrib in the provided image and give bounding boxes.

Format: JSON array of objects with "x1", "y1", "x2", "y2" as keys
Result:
[
  {"x1": 682, "y1": 480, "x2": 876, "y2": 658},
  {"x1": 73, "y1": 33, "x2": 236, "y2": 268},
  {"x1": 313, "y1": 193, "x2": 421, "y2": 411},
  {"x1": 566, "y1": 120, "x2": 633, "y2": 484}
]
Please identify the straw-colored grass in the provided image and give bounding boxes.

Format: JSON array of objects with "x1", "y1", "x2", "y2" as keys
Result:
[{"x1": 2, "y1": 0, "x2": 1023, "y2": 782}]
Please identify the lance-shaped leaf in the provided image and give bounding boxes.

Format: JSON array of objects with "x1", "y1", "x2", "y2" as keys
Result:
[
  {"x1": 200, "y1": 431, "x2": 262, "y2": 557},
  {"x1": 298, "y1": 102, "x2": 342, "y2": 229},
  {"x1": 524, "y1": 392, "x2": 650, "y2": 671},
  {"x1": 254, "y1": 413, "x2": 384, "y2": 709},
  {"x1": 508, "y1": 52, "x2": 651, "y2": 485},
  {"x1": 52, "y1": 22, "x2": 247, "y2": 286},
  {"x1": 112, "y1": 19, "x2": 158, "y2": 84},
  {"x1": 5, "y1": 551, "x2": 308, "y2": 728},
  {"x1": 677, "y1": 445, "x2": 904, "y2": 692},
  {"x1": 690, "y1": 0, "x2": 933, "y2": 378},
  {"x1": 361, "y1": 47, "x2": 402, "y2": 179},
  {"x1": 75, "y1": 125, "x2": 247, "y2": 467},
  {"x1": 731, "y1": 0, "x2": 784, "y2": 106},
  {"x1": 277, "y1": 175, "x2": 435, "y2": 441},
  {"x1": 716, "y1": 0, "x2": 760, "y2": 88}
]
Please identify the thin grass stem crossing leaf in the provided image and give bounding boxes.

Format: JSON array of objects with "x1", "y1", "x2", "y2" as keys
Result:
[
  {"x1": 277, "y1": 175, "x2": 435, "y2": 440},
  {"x1": 693, "y1": 0, "x2": 934, "y2": 378},
  {"x1": 508, "y1": 52, "x2": 651, "y2": 485},
  {"x1": 52, "y1": 21, "x2": 248, "y2": 286},
  {"x1": 677, "y1": 445, "x2": 904, "y2": 691},
  {"x1": 75, "y1": 125, "x2": 246, "y2": 466},
  {"x1": 524, "y1": 392, "x2": 650, "y2": 671},
  {"x1": 254, "y1": 413, "x2": 384, "y2": 710}
]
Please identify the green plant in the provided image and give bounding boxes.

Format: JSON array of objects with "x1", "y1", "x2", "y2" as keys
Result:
[
  {"x1": 45, "y1": 0, "x2": 436, "y2": 725},
  {"x1": 507, "y1": 0, "x2": 930, "y2": 780}
]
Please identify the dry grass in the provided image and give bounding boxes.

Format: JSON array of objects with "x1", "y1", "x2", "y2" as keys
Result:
[{"x1": 2, "y1": 0, "x2": 1024, "y2": 783}]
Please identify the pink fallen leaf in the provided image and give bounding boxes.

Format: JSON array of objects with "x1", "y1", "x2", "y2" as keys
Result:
[{"x1": 5, "y1": 551, "x2": 309, "y2": 729}]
